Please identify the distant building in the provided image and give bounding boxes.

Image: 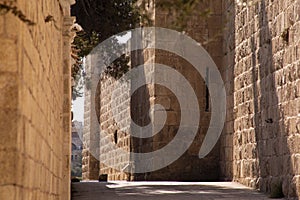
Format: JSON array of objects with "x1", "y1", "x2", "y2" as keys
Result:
[{"x1": 71, "y1": 121, "x2": 83, "y2": 177}]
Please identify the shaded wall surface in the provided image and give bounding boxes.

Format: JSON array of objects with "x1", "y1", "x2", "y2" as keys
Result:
[
  {"x1": 82, "y1": 55, "x2": 100, "y2": 180},
  {"x1": 82, "y1": 0, "x2": 300, "y2": 198},
  {"x1": 146, "y1": 0, "x2": 224, "y2": 181},
  {"x1": 0, "y1": 0, "x2": 74, "y2": 199},
  {"x1": 219, "y1": 0, "x2": 235, "y2": 181},
  {"x1": 90, "y1": 0, "x2": 224, "y2": 181},
  {"x1": 227, "y1": 0, "x2": 300, "y2": 198}
]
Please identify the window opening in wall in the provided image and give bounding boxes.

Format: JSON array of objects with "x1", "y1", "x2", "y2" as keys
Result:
[
  {"x1": 114, "y1": 130, "x2": 118, "y2": 144},
  {"x1": 205, "y1": 67, "x2": 210, "y2": 112}
]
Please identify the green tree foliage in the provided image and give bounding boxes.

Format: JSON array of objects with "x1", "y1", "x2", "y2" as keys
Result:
[
  {"x1": 156, "y1": 0, "x2": 212, "y2": 30},
  {"x1": 71, "y1": 0, "x2": 143, "y2": 99},
  {"x1": 72, "y1": 0, "x2": 140, "y2": 40},
  {"x1": 70, "y1": 0, "x2": 219, "y2": 99}
]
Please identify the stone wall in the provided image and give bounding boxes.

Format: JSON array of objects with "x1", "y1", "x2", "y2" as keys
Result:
[
  {"x1": 95, "y1": 0, "x2": 224, "y2": 181},
  {"x1": 98, "y1": 74, "x2": 131, "y2": 181},
  {"x1": 219, "y1": 0, "x2": 235, "y2": 182},
  {"x1": 141, "y1": 0, "x2": 223, "y2": 181},
  {"x1": 82, "y1": 55, "x2": 100, "y2": 180},
  {"x1": 81, "y1": 0, "x2": 300, "y2": 198},
  {"x1": 222, "y1": 0, "x2": 300, "y2": 198},
  {"x1": 0, "y1": 0, "x2": 74, "y2": 199},
  {"x1": 96, "y1": 42, "x2": 154, "y2": 181}
]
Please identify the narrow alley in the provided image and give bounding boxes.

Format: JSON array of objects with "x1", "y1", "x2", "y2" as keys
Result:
[{"x1": 71, "y1": 182, "x2": 282, "y2": 200}]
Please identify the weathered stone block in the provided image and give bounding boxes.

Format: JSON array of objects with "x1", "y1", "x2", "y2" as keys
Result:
[
  {"x1": 0, "y1": 149, "x2": 18, "y2": 185},
  {"x1": 0, "y1": 39, "x2": 17, "y2": 72},
  {"x1": 0, "y1": 185, "x2": 16, "y2": 200},
  {"x1": 4, "y1": 13, "x2": 20, "y2": 39},
  {"x1": 0, "y1": 108, "x2": 19, "y2": 148},
  {"x1": 0, "y1": 16, "x2": 4, "y2": 35}
]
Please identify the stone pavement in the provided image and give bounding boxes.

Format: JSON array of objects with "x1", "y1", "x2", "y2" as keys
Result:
[{"x1": 71, "y1": 181, "x2": 284, "y2": 200}]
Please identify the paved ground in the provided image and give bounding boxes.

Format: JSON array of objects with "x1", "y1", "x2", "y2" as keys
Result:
[{"x1": 71, "y1": 181, "x2": 283, "y2": 200}]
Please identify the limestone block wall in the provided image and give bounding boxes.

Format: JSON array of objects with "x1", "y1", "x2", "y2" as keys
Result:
[
  {"x1": 96, "y1": 43, "x2": 156, "y2": 180},
  {"x1": 219, "y1": 0, "x2": 235, "y2": 181},
  {"x1": 227, "y1": 0, "x2": 300, "y2": 197},
  {"x1": 81, "y1": 2, "x2": 300, "y2": 198},
  {"x1": 0, "y1": 0, "x2": 74, "y2": 199},
  {"x1": 97, "y1": 0, "x2": 225, "y2": 181},
  {"x1": 98, "y1": 74, "x2": 131, "y2": 181},
  {"x1": 130, "y1": 47, "x2": 156, "y2": 181},
  {"x1": 82, "y1": 55, "x2": 100, "y2": 180},
  {"x1": 143, "y1": 0, "x2": 223, "y2": 181}
]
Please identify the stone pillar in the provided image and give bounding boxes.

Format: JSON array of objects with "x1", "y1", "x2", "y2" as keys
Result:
[
  {"x1": 61, "y1": 11, "x2": 75, "y2": 200},
  {"x1": 82, "y1": 55, "x2": 100, "y2": 180},
  {"x1": 141, "y1": 0, "x2": 223, "y2": 181},
  {"x1": 219, "y1": 0, "x2": 235, "y2": 181}
]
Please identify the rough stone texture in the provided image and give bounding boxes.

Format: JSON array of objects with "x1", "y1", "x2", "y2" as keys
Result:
[
  {"x1": 89, "y1": 0, "x2": 223, "y2": 181},
  {"x1": 219, "y1": 0, "x2": 235, "y2": 182},
  {"x1": 224, "y1": 0, "x2": 300, "y2": 198},
  {"x1": 82, "y1": 55, "x2": 100, "y2": 180},
  {"x1": 0, "y1": 0, "x2": 74, "y2": 199},
  {"x1": 142, "y1": 0, "x2": 224, "y2": 181},
  {"x1": 82, "y1": 0, "x2": 300, "y2": 198},
  {"x1": 98, "y1": 74, "x2": 131, "y2": 181}
]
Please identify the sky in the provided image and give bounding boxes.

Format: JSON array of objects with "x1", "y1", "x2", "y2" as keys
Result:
[{"x1": 72, "y1": 95, "x2": 84, "y2": 123}]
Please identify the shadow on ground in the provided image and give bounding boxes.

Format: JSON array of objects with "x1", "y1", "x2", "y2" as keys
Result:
[{"x1": 71, "y1": 182, "x2": 284, "y2": 200}]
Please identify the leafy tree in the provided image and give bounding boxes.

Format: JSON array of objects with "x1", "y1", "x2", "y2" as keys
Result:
[
  {"x1": 71, "y1": 0, "x2": 143, "y2": 99},
  {"x1": 70, "y1": 0, "x2": 222, "y2": 99},
  {"x1": 157, "y1": 0, "x2": 202, "y2": 30},
  {"x1": 71, "y1": 0, "x2": 141, "y2": 40}
]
